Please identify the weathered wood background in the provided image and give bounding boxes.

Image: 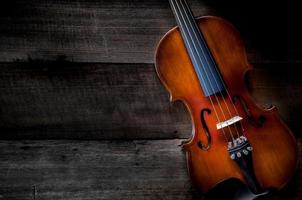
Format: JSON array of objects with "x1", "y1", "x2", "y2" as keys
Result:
[{"x1": 0, "y1": 0, "x2": 301, "y2": 199}]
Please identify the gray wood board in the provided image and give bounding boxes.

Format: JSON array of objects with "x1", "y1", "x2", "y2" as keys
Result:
[
  {"x1": 0, "y1": 62, "x2": 300, "y2": 139},
  {"x1": 0, "y1": 0, "x2": 301, "y2": 63},
  {"x1": 0, "y1": 140, "x2": 201, "y2": 200},
  {"x1": 0, "y1": 139, "x2": 301, "y2": 200}
]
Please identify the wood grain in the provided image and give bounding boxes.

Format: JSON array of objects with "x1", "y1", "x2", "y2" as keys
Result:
[
  {"x1": 0, "y1": 1, "x2": 301, "y2": 199},
  {"x1": 0, "y1": 62, "x2": 191, "y2": 139},
  {"x1": 0, "y1": 139, "x2": 202, "y2": 200},
  {"x1": 0, "y1": 0, "x2": 208, "y2": 63},
  {"x1": 0, "y1": 62, "x2": 300, "y2": 139},
  {"x1": 0, "y1": 0, "x2": 301, "y2": 63},
  {"x1": 0, "y1": 139, "x2": 301, "y2": 200}
]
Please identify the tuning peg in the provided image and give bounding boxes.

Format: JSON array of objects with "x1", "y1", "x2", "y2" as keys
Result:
[{"x1": 247, "y1": 146, "x2": 253, "y2": 151}]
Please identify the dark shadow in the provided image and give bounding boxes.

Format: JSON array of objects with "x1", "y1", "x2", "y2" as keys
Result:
[{"x1": 199, "y1": 0, "x2": 302, "y2": 63}]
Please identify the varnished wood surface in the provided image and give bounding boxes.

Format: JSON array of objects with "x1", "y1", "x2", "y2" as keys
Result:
[
  {"x1": 155, "y1": 16, "x2": 298, "y2": 193},
  {"x1": 0, "y1": 62, "x2": 300, "y2": 139},
  {"x1": 0, "y1": 139, "x2": 301, "y2": 200}
]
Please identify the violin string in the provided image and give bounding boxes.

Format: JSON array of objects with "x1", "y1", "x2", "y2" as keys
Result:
[
  {"x1": 173, "y1": 0, "x2": 236, "y2": 140},
  {"x1": 181, "y1": 0, "x2": 242, "y2": 138},
  {"x1": 170, "y1": 0, "x2": 234, "y2": 141},
  {"x1": 184, "y1": 6, "x2": 246, "y2": 136},
  {"x1": 169, "y1": 0, "x2": 229, "y2": 142},
  {"x1": 182, "y1": 0, "x2": 245, "y2": 135}
]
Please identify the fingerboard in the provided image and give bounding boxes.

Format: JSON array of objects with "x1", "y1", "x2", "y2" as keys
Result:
[{"x1": 168, "y1": 0, "x2": 225, "y2": 96}]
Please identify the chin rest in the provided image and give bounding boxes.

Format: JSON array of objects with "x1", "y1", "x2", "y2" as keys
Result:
[
  {"x1": 205, "y1": 178, "x2": 271, "y2": 200},
  {"x1": 233, "y1": 187, "x2": 270, "y2": 200}
]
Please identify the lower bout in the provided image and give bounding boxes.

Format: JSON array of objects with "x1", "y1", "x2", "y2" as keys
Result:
[
  {"x1": 184, "y1": 137, "x2": 298, "y2": 194},
  {"x1": 185, "y1": 150, "x2": 245, "y2": 193}
]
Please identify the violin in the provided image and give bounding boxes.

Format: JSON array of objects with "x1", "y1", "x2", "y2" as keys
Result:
[{"x1": 155, "y1": 0, "x2": 298, "y2": 198}]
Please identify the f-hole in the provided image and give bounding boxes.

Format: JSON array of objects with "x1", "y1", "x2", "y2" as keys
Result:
[
  {"x1": 232, "y1": 96, "x2": 266, "y2": 128},
  {"x1": 198, "y1": 108, "x2": 212, "y2": 150}
]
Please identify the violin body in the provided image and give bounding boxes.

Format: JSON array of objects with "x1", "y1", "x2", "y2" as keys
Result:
[{"x1": 155, "y1": 16, "x2": 298, "y2": 194}]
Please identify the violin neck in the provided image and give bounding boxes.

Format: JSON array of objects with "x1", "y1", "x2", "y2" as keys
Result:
[{"x1": 168, "y1": 0, "x2": 225, "y2": 97}]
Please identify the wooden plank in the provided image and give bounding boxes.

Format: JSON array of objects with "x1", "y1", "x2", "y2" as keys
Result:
[
  {"x1": 0, "y1": 62, "x2": 191, "y2": 139},
  {"x1": 0, "y1": 139, "x2": 201, "y2": 200},
  {"x1": 0, "y1": 62, "x2": 301, "y2": 139},
  {"x1": 0, "y1": 0, "x2": 301, "y2": 63},
  {"x1": 0, "y1": 139, "x2": 301, "y2": 200},
  {"x1": 0, "y1": 0, "x2": 209, "y2": 63}
]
